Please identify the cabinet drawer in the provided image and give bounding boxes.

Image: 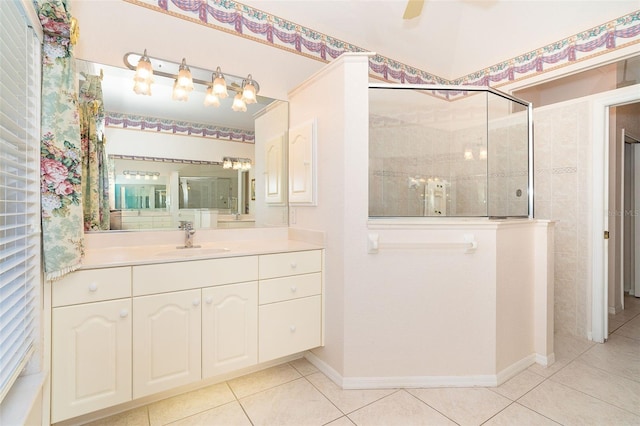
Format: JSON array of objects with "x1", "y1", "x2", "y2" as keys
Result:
[
  {"x1": 133, "y1": 256, "x2": 258, "y2": 296},
  {"x1": 259, "y1": 295, "x2": 321, "y2": 362},
  {"x1": 259, "y1": 250, "x2": 321, "y2": 279},
  {"x1": 259, "y1": 273, "x2": 321, "y2": 305},
  {"x1": 52, "y1": 267, "x2": 131, "y2": 307}
]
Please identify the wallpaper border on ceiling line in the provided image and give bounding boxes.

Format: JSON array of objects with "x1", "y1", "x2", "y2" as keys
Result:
[
  {"x1": 455, "y1": 11, "x2": 640, "y2": 87},
  {"x1": 105, "y1": 111, "x2": 256, "y2": 143},
  {"x1": 126, "y1": 0, "x2": 639, "y2": 90}
]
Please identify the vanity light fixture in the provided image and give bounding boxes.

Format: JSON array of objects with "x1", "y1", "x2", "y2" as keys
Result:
[
  {"x1": 123, "y1": 170, "x2": 161, "y2": 180},
  {"x1": 126, "y1": 52, "x2": 261, "y2": 111},
  {"x1": 222, "y1": 157, "x2": 251, "y2": 171},
  {"x1": 132, "y1": 49, "x2": 153, "y2": 96}
]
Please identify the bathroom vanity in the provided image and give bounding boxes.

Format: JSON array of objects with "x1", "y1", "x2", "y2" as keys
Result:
[{"x1": 47, "y1": 232, "x2": 323, "y2": 423}]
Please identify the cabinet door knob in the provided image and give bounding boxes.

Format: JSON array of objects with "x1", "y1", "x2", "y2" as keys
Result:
[
  {"x1": 290, "y1": 262, "x2": 297, "y2": 269},
  {"x1": 193, "y1": 299, "x2": 201, "y2": 307},
  {"x1": 289, "y1": 325, "x2": 296, "y2": 332},
  {"x1": 290, "y1": 285, "x2": 297, "y2": 293},
  {"x1": 88, "y1": 283, "x2": 98, "y2": 292},
  {"x1": 205, "y1": 296, "x2": 213, "y2": 304},
  {"x1": 119, "y1": 309, "x2": 128, "y2": 318}
]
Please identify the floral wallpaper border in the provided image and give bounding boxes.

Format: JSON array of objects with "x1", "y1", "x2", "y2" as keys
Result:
[
  {"x1": 110, "y1": 154, "x2": 223, "y2": 165},
  {"x1": 125, "y1": 0, "x2": 640, "y2": 91},
  {"x1": 105, "y1": 111, "x2": 255, "y2": 143}
]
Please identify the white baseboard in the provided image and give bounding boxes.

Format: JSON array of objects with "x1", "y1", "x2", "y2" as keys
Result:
[
  {"x1": 304, "y1": 351, "x2": 344, "y2": 387},
  {"x1": 535, "y1": 352, "x2": 555, "y2": 366},
  {"x1": 305, "y1": 351, "x2": 539, "y2": 389}
]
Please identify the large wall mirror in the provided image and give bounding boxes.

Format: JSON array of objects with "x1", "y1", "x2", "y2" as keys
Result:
[{"x1": 77, "y1": 58, "x2": 289, "y2": 232}]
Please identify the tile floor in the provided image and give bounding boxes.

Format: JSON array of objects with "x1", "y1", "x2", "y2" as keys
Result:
[{"x1": 87, "y1": 295, "x2": 640, "y2": 426}]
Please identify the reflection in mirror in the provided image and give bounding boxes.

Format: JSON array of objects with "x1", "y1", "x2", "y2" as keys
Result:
[
  {"x1": 76, "y1": 59, "x2": 289, "y2": 231},
  {"x1": 109, "y1": 155, "x2": 254, "y2": 230}
]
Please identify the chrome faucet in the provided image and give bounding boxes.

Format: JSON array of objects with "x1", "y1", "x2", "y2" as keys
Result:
[{"x1": 178, "y1": 221, "x2": 198, "y2": 248}]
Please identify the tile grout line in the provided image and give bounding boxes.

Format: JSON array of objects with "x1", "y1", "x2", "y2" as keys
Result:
[{"x1": 402, "y1": 389, "x2": 462, "y2": 426}]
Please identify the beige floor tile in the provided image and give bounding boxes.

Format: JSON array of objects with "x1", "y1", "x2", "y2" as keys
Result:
[
  {"x1": 239, "y1": 377, "x2": 342, "y2": 426},
  {"x1": 491, "y1": 370, "x2": 546, "y2": 401},
  {"x1": 614, "y1": 315, "x2": 640, "y2": 341},
  {"x1": 609, "y1": 317, "x2": 625, "y2": 334},
  {"x1": 325, "y1": 416, "x2": 356, "y2": 426},
  {"x1": 482, "y1": 403, "x2": 560, "y2": 426},
  {"x1": 528, "y1": 331, "x2": 595, "y2": 378},
  {"x1": 290, "y1": 357, "x2": 320, "y2": 376},
  {"x1": 147, "y1": 382, "x2": 236, "y2": 426},
  {"x1": 550, "y1": 359, "x2": 640, "y2": 416},
  {"x1": 227, "y1": 362, "x2": 302, "y2": 398},
  {"x1": 347, "y1": 390, "x2": 456, "y2": 426},
  {"x1": 408, "y1": 387, "x2": 511, "y2": 426},
  {"x1": 166, "y1": 401, "x2": 251, "y2": 426},
  {"x1": 578, "y1": 334, "x2": 640, "y2": 382},
  {"x1": 83, "y1": 406, "x2": 149, "y2": 426},
  {"x1": 305, "y1": 372, "x2": 396, "y2": 414},
  {"x1": 519, "y1": 380, "x2": 640, "y2": 425}
]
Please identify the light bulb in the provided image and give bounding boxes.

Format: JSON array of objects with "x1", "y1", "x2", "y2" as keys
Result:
[
  {"x1": 204, "y1": 86, "x2": 221, "y2": 107},
  {"x1": 241, "y1": 75, "x2": 257, "y2": 104},
  {"x1": 212, "y1": 67, "x2": 228, "y2": 99},
  {"x1": 232, "y1": 92, "x2": 247, "y2": 112},
  {"x1": 176, "y1": 58, "x2": 194, "y2": 92}
]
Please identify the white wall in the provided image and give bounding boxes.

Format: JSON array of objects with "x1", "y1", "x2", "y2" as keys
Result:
[
  {"x1": 105, "y1": 127, "x2": 254, "y2": 162},
  {"x1": 291, "y1": 54, "x2": 553, "y2": 384}
]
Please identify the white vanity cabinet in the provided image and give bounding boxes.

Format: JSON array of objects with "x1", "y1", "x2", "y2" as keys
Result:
[
  {"x1": 131, "y1": 256, "x2": 258, "y2": 398},
  {"x1": 258, "y1": 250, "x2": 322, "y2": 362},
  {"x1": 49, "y1": 248, "x2": 322, "y2": 422},
  {"x1": 50, "y1": 267, "x2": 132, "y2": 424}
]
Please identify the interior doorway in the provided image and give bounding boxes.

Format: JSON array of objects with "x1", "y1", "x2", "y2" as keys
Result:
[
  {"x1": 622, "y1": 129, "x2": 640, "y2": 298},
  {"x1": 592, "y1": 87, "x2": 639, "y2": 344}
]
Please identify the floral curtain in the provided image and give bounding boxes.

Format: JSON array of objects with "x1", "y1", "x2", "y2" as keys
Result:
[
  {"x1": 37, "y1": 0, "x2": 84, "y2": 280},
  {"x1": 79, "y1": 74, "x2": 110, "y2": 230}
]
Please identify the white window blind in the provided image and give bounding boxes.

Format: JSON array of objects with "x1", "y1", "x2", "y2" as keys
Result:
[{"x1": 0, "y1": 0, "x2": 42, "y2": 404}]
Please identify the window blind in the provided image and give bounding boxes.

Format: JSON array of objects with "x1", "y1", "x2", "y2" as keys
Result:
[{"x1": 0, "y1": 0, "x2": 42, "y2": 404}]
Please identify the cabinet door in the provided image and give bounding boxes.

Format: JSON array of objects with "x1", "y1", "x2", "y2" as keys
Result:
[
  {"x1": 265, "y1": 133, "x2": 284, "y2": 204},
  {"x1": 51, "y1": 299, "x2": 132, "y2": 423},
  {"x1": 289, "y1": 119, "x2": 316, "y2": 205},
  {"x1": 202, "y1": 282, "x2": 258, "y2": 378},
  {"x1": 133, "y1": 289, "x2": 201, "y2": 398}
]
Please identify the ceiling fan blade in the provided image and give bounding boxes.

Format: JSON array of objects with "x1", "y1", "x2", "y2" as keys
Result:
[{"x1": 403, "y1": 0, "x2": 424, "y2": 20}]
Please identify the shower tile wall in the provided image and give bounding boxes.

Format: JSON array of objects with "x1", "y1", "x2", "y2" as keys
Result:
[
  {"x1": 369, "y1": 123, "x2": 452, "y2": 216},
  {"x1": 533, "y1": 100, "x2": 591, "y2": 337},
  {"x1": 369, "y1": 115, "x2": 528, "y2": 218}
]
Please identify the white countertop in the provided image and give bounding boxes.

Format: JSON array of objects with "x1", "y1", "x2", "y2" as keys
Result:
[{"x1": 81, "y1": 228, "x2": 324, "y2": 269}]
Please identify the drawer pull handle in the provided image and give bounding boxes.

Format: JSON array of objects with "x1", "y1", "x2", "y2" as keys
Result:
[
  {"x1": 289, "y1": 325, "x2": 296, "y2": 332},
  {"x1": 88, "y1": 283, "x2": 98, "y2": 292},
  {"x1": 119, "y1": 309, "x2": 128, "y2": 318},
  {"x1": 290, "y1": 286, "x2": 297, "y2": 293},
  {"x1": 205, "y1": 296, "x2": 213, "y2": 304},
  {"x1": 193, "y1": 299, "x2": 201, "y2": 307},
  {"x1": 290, "y1": 262, "x2": 297, "y2": 269}
]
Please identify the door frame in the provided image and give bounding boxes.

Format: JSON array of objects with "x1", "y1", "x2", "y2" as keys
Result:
[{"x1": 592, "y1": 84, "x2": 640, "y2": 343}]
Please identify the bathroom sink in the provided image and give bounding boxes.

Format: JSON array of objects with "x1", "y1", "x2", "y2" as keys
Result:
[{"x1": 155, "y1": 247, "x2": 231, "y2": 258}]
